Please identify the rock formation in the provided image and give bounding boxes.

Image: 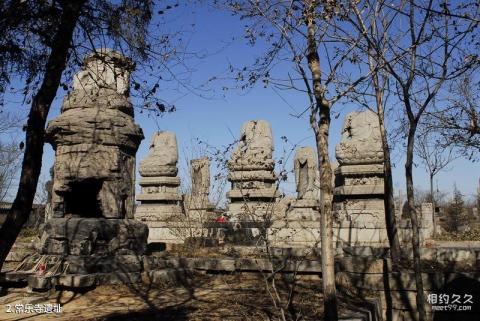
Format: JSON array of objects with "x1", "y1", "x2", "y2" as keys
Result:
[
  {"x1": 135, "y1": 131, "x2": 183, "y2": 221},
  {"x1": 333, "y1": 110, "x2": 387, "y2": 245},
  {"x1": 40, "y1": 49, "x2": 148, "y2": 270},
  {"x1": 226, "y1": 120, "x2": 280, "y2": 221}
]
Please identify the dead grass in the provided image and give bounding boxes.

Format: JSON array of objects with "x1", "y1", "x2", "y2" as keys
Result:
[{"x1": 0, "y1": 272, "x2": 373, "y2": 321}]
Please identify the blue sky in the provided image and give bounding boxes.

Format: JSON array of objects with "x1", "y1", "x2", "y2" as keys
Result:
[{"x1": 2, "y1": 2, "x2": 479, "y2": 203}]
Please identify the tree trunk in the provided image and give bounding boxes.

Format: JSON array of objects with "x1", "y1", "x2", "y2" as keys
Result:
[
  {"x1": 315, "y1": 113, "x2": 338, "y2": 321},
  {"x1": 304, "y1": 1, "x2": 338, "y2": 320},
  {"x1": 377, "y1": 104, "x2": 401, "y2": 264},
  {"x1": 430, "y1": 174, "x2": 436, "y2": 237},
  {"x1": 365, "y1": 37, "x2": 401, "y2": 263},
  {"x1": 0, "y1": 0, "x2": 86, "y2": 271},
  {"x1": 405, "y1": 124, "x2": 427, "y2": 321}
]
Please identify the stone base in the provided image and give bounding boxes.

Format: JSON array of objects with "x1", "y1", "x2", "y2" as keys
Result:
[
  {"x1": 334, "y1": 199, "x2": 385, "y2": 223},
  {"x1": 140, "y1": 217, "x2": 399, "y2": 248},
  {"x1": 286, "y1": 202, "x2": 319, "y2": 221},
  {"x1": 16, "y1": 254, "x2": 144, "y2": 275},
  {"x1": 227, "y1": 201, "x2": 278, "y2": 221},
  {"x1": 135, "y1": 204, "x2": 183, "y2": 221},
  {"x1": 40, "y1": 218, "x2": 148, "y2": 256},
  {"x1": 227, "y1": 188, "x2": 280, "y2": 199},
  {"x1": 19, "y1": 268, "x2": 187, "y2": 290},
  {"x1": 146, "y1": 221, "x2": 209, "y2": 244},
  {"x1": 65, "y1": 255, "x2": 143, "y2": 274},
  {"x1": 269, "y1": 225, "x2": 320, "y2": 248}
]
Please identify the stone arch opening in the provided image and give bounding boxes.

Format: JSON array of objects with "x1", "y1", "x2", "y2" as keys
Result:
[{"x1": 64, "y1": 179, "x2": 103, "y2": 217}]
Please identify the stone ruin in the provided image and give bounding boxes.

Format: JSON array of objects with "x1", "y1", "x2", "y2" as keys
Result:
[
  {"x1": 269, "y1": 146, "x2": 322, "y2": 248},
  {"x1": 39, "y1": 61, "x2": 436, "y2": 252},
  {"x1": 331, "y1": 110, "x2": 435, "y2": 246},
  {"x1": 40, "y1": 49, "x2": 148, "y2": 273},
  {"x1": 4, "y1": 50, "x2": 461, "y2": 321},
  {"x1": 135, "y1": 131, "x2": 182, "y2": 219},
  {"x1": 226, "y1": 120, "x2": 280, "y2": 221},
  {"x1": 124, "y1": 112, "x2": 435, "y2": 249},
  {"x1": 135, "y1": 131, "x2": 184, "y2": 243},
  {"x1": 290, "y1": 147, "x2": 320, "y2": 220},
  {"x1": 185, "y1": 157, "x2": 214, "y2": 220},
  {"x1": 332, "y1": 110, "x2": 387, "y2": 246}
]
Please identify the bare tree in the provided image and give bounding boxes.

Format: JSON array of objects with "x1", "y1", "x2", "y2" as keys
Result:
[
  {"x1": 216, "y1": 1, "x2": 393, "y2": 319},
  {"x1": 477, "y1": 178, "x2": 480, "y2": 214},
  {"x1": 429, "y1": 75, "x2": 480, "y2": 159},
  {"x1": 358, "y1": 1, "x2": 479, "y2": 320},
  {"x1": 348, "y1": 0, "x2": 404, "y2": 263},
  {"x1": 415, "y1": 128, "x2": 456, "y2": 236},
  {"x1": 0, "y1": 112, "x2": 22, "y2": 202}
]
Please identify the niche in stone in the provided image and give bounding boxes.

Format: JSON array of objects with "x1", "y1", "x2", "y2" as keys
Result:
[{"x1": 64, "y1": 179, "x2": 103, "y2": 217}]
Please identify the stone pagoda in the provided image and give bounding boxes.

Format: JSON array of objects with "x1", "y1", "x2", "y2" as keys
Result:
[
  {"x1": 41, "y1": 49, "x2": 148, "y2": 273},
  {"x1": 135, "y1": 131, "x2": 183, "y2": 219},
  {"x1": 226, "y1": 120, "x2": 280, "y2": 221},
  {"x1": 135, "y1": 131, "x2": 184, "y2": 243},
  {"x1": 333, "y1": 110, "x2": 387, "y2": 246}
]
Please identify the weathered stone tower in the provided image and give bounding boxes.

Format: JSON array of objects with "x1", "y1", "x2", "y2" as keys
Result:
[
  {"x1": 135, "y1": 132, "x2": 183, "y2": 220},
  {"x1": 135, "y1": 131, "x2": 186, "y2": 243},
  {"x1": 40, "y1": 49, "x2": 148, "y2": 271},
  {"x1": 226, "y1": 120, "x2": 280, "y2": 221},
  {"x1": 333, "y1": 110, "x2": 387, "y2": 245}
]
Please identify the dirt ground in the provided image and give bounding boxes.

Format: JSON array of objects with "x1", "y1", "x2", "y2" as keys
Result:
[{"x1": 0, "y1": 273, "x2": 341, "y2": 321}]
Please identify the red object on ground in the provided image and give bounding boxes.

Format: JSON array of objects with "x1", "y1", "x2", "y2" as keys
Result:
[
  {"x1": 37, "y1": 263, "x2": 46, "y2": 276},
  {"x1": 216, "y1": 216, "x2": 226, "y2": 223}
]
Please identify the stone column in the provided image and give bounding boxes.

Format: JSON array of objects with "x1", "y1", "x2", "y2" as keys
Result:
[
  {"x1": 226, "y1": 120, "x2": 280, "y2": 221},
  {"x1": 420, "y1": 202, "x2": 434, "y2": 239},
  {"x1": 185, "y1": 157, "x2": 215, "y2": 221}
]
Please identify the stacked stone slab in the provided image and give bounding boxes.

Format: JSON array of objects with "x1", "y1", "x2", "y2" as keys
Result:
[
  {"x1": 333, "y1": 110, "x2": 387, "y2": 246},
  {"x1": 136, "y1": 132, "x2": 182, "y2": 218},
  {"x1": 185, "y1": 157, "x2": 215, "y2": 221},
  {"x1": 135, "y1": 132, "x2": 185, "y2": 243},
  {"x1": 227, "y1": 120, "x2": 280, "y2": 221},
  {"x1": 41, "y1": 49, "x2": 148, "y2": 274}
]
